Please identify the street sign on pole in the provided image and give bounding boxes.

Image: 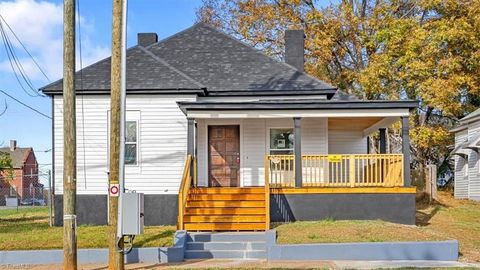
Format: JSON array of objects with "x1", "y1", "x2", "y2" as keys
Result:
[{"x1": 109, "y1": 184, "x2": 120, "y2": 197}]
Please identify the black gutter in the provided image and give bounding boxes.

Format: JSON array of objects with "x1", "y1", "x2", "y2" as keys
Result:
[
  {"x1": 205, "y1": 89, "x2": 337, "y2": 97},
  {"x1": 41, "y1": 88, "x2": 208, "y2": 96},
  {"x1": 177, "y1": 100, "x2": 419, "y2": 114}
]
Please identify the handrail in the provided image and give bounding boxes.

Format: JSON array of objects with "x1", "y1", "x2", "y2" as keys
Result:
[
  {"x1": 177, "y1": 154, "x2": 193, "y2": 230},
  {"x1": 266, "y1": 154, "x2": 404, "y2": 188},
  {"x1": 264, "y1": 155, "x2": 270, "y2": 230}
]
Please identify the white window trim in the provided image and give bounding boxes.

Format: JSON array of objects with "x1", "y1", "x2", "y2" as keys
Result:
[
  {"x1": 107, "y1": 110, "x2": 141, "y2": 168},
  {"x1": 125, "y1": 119, "x2": 139, "y2": 166}
]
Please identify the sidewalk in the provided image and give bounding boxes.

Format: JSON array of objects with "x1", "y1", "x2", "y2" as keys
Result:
[{"x1": 1, "y1": 259, "x2": 477, "y2": 270}]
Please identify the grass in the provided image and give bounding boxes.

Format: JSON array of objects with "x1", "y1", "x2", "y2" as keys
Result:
[
  {"x1": 2, "y1": 191, "x2": 479, "y2": 263},
  {"x1": 275, "y1": 191, "x2": 480, "y2": 262},
  {"x1": 0, "y1": 207, "x2": 175, "y2": 250}
]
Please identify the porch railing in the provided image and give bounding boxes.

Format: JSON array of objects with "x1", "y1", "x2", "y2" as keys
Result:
[
  {"x1": 266, "y1": 154, "x2": 404, "y2": 188},
  {"x1": 177, "y1": 154, "x2": 193, "y2": 230}
]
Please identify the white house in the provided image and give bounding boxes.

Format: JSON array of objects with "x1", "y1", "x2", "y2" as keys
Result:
[
  {"x1": 41, "y1": 23, "x2": 418, "y2": 230},
  {"x1": 451, "y1": 109, "x2": 480, "y2": 201}
]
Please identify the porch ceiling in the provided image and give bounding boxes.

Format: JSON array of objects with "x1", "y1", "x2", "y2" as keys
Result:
[{"x1": 328, "y1": 117, "x2": 383, "y2": 131}]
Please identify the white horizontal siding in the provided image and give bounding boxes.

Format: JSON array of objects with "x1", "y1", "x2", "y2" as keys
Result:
[
  {"x1": 467, "y1": 126, "x2": 480, "y2": 200},
  {"x1": 243, "y1": 119, "x2": 266, "y2": 186},
  {"x1": 454, "y1": 130, "x2": 469, "y2": 199},
  {"x1": 53, "y1": 95, "x2": 195, "y2": 195},
  {"x1": 328, "y1": 129, "x2": 367, "y2": 154}
]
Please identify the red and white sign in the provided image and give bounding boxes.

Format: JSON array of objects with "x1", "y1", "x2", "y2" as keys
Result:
[{"x1": 109, "y1": 184, "x2": 119, "y2": 197}]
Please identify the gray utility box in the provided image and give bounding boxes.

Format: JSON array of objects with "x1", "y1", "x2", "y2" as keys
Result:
[{"x1": 121, "y1": 192, "x2": 144, "y2": 235}]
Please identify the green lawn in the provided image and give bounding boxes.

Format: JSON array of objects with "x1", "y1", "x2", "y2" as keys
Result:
[
  {"x1": 0, "y1": 207, "x2": 175, "y2": 250},
  {"x1": 275, "y1": 191, "x2": 480, "y2": 263}
]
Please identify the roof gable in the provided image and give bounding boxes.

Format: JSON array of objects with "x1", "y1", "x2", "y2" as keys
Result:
[{"x1": 0, "y1": 147, "x2": 33, "y2": 169}]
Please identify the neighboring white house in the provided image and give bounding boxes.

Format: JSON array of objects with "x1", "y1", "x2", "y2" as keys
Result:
[{"x1": 451, "y1": 109, "x2": 480, "y2": 201}]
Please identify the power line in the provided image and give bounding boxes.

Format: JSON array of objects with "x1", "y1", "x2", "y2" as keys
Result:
[
  {"x1": 0, "y1": 89, "x2": 51, "y2": 119},
  {"x1": 0, "y1": 21, "x2": 41, "y2": 98},
  {"x1": 0, "y1": 13, "x2": 50, "y2": 82}
]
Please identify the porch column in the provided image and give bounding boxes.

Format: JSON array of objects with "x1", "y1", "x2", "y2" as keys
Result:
[
  {"x1": 187, "y1": 118, "x2": 195, "y2": 157},
  {"x1": 379, "y1": 128, "x2": 387, "y2": 154},
  {"x1": 294, "y1": 117, "x2": 302, "y2": 188},
  {"x1": 401, "y1": 117, "x2": 411, "y2": 187}
]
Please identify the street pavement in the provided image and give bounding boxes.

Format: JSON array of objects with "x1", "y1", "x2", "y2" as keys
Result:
[{"x1": 0, "y1": 259, "x2": 478, "y2": 269}]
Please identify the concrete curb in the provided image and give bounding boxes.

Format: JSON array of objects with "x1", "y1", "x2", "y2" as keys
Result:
[
  {"x1": 0, "y1": 231, "x2": 187, "y2": 265},
  {"x1": 0, "y1": 230, "x2": 460, "y2": 264},
  {"x1": 266, "y1": 230, "x2": 459, "y2": 261}
]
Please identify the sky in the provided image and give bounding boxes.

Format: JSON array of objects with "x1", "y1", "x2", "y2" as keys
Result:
[
  {"x1": 0, "y1": 0, "x2": 334, "y2": 185},
  {"x1": 0, "y1": 0, "x2": 205, "y2": 184}
]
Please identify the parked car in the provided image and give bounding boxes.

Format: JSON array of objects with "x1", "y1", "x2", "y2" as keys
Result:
[{"x1": 20, "y1": 198, "x2": 46, "y2": 206}]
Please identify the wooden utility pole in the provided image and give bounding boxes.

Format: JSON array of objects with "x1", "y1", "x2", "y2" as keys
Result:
[
  {"x1": 108, "y1": 0, "x2": 125, "y2": 269},
  {"x1": 63, "y1": 0, "x2": 77, "y2": 269}
]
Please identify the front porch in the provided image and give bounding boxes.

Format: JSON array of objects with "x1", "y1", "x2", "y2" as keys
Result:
[
  {"x1": 176, "y1": 100, "x2": 417, "y2": 231},
  {"x1": 178, "y1": 151, "x2": 415, "y2": 231}
]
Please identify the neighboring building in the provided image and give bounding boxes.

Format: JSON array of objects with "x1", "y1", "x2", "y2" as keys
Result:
[
  {"x1": 41, "y1": 23, "x2": 418, "y2": 229},
  {"x1": 451, "y1": 109, "x2": 480, "y2": 201},
  {"x1": 0, "y1": 140, "x2": 39, "y2": 202}
]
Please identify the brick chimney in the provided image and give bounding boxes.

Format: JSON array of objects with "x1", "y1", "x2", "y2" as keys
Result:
[
  {"x1": 137, "y1": 33, "x2": 158, "y2": 47},
  {"x1": 10, "y1": 140, "x2": 16, "y2": 151},
  {"x1": 285, "y1": 29, "x2": 305, "y2": 72}
]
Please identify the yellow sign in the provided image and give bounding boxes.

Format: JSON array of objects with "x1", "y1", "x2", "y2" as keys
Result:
[{"x1": 328, "y1": 154, "x2": 343, "y2": 163}]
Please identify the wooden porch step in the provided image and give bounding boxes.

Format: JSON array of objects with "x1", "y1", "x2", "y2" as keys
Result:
[
  {"x1": 184, "y1": 215, "x2": 266, "y2": 223},
  {"x1": 187, "y1": 200, "x2": 265, "y2": 208},
  {"x1": 190, "y1": 187, "x2": 264, "y2": 194},
  {"x1": 188, "y1": 193, "x2": 265, "y2": 201},
  {"x1": 184, "y1": 222, "x2": 266, "y2": 231},
  {"x1": 185, "y1": 207, "x2": 265, "y2": 215}
]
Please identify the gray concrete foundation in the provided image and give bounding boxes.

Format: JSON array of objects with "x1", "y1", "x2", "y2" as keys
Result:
[
  {"x1": 54, "y1": 194, "x2": 178, "y2": 226},
  {"x1": 270, "y1": 193, "x2": 416, "y2": 224}
]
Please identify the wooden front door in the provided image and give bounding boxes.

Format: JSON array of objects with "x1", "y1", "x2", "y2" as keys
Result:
[{"x1": 208, "y1": 125, "x2": 240, "y2": 187}]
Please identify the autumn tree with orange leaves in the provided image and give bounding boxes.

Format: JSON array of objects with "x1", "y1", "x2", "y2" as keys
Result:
[{"x1": 197, "y1": 0, "x2": 480, "y2": 186}]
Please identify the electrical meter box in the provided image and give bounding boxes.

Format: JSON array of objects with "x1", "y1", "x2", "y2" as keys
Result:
[{"x1": 121, "y1": 192, "x2": 144, "y2": 235}]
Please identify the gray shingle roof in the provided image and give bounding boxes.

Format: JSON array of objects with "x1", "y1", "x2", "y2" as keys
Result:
[
  {"x1": 41, "y1": 23, "x2": 336, "y2": 95},
  {"x1": 0, "y1": 147, "x2": 33, "y2": 169},
  {"x1": 147, "y1": 23, "x2": 335, "y2": 93},
  {"x1": 41, "y1": 46, "x2": 205, "y2": 94}
]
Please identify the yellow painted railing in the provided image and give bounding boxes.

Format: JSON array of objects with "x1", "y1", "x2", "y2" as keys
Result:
[
  {"x1": 177, "y1": 155, "x2": 193, "y2": 230},
  {"x1": 266, "y1": 154, "x2": 404, "y2": 188},
  {"x1": 264, "y1": 156, "x2": 270, "y2": 230}
]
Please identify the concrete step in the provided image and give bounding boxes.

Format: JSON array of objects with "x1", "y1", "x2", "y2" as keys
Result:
[
  {"x1": 186, "y1": 241, "x2": 266, "y2": 251},
  {"x1": 187, "y1": 232, "x2": 266, "y2": 242},
  {"x1": 184, "y1": 250, "x2": 267, "y2": 259}
]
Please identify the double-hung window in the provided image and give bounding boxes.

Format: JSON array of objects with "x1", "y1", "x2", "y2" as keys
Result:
[{"x1": 125, "y1": 120, "x2": 138, "y2": 165}]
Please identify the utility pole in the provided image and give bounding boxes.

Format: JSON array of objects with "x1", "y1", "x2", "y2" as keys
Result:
[
  {"x1": 109, "y1": 0, "x2": 126, "y2": 268},
  {"x1": 63, "y1": 0, "x2": 77, "y2": 269}
]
